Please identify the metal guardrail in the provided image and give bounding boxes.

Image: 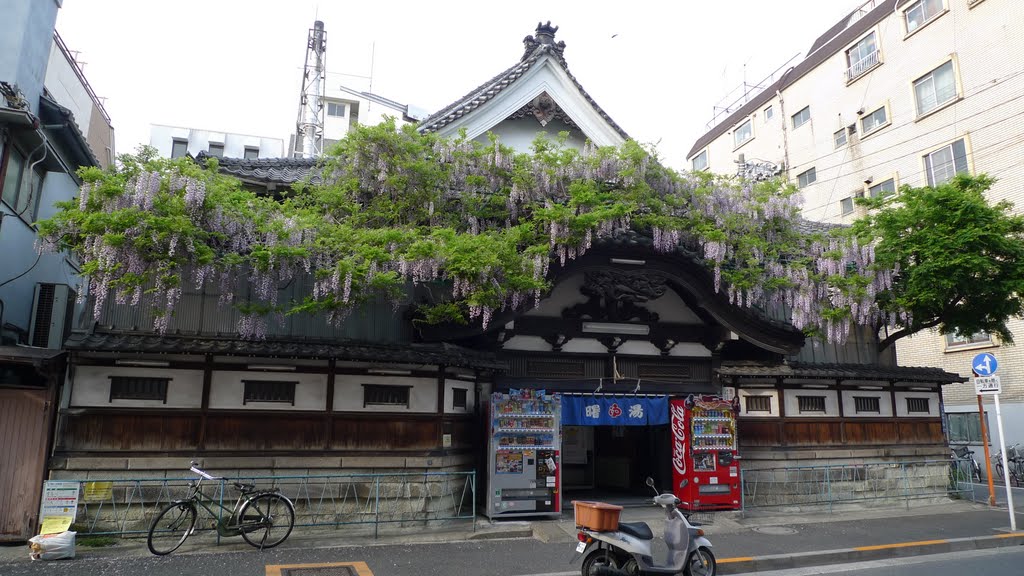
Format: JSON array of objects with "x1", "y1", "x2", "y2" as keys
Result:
[
  {"x1": 65, "y1": 471, "x2": 476, "y2": 540},
  {"x1": 741, "y1": 459, "x2": 975, "y2": 513}
]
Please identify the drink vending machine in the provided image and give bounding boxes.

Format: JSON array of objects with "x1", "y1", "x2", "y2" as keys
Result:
[
  {"x1": 670, "y1": 394, "x2": 741, "y2": 511},
  {"x1": 485, "y1": 389, "x2": 561, "y2": 519}
]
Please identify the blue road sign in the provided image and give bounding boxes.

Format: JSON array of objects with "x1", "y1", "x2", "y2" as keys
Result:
[{"x1": 972, "y1": 352, "x2": 998, "y2": 376}]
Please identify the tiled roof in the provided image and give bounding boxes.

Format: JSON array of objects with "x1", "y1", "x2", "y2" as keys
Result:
[
  {"x1": 686, "y1": 1, "x2": 907, "y2": 160},
  {"x1": 417, "y1": 22, "x2": 630, "y2": 141},
  {"x1": 718, "y1": 362, "x2": 967, "y2": 384},
  {"x1": 66, "y1": 331, "x2": 506, "y2": 370},
  {"x1": 197, "y1": 152, "x2": 319, "y2": 185}
]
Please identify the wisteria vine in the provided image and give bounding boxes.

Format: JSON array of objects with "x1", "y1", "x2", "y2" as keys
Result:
[{"x1": 37, "y1": 122, "x2": 903, "y2": 342}]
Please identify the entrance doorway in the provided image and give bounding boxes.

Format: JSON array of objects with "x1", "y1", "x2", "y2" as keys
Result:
[{"x1": 562, "y1": 424, "x2": 671, "y2": 503}]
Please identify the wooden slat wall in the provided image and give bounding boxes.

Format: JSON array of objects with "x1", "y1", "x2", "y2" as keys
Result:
[
  {"x1": 56, "y1": 409, "x2": 468, "y2": 453},
  {"x1": 0, "y1": 389, "x2": 50, "y2": 541},
  {"x1": 739, "y1": 417, "x2": 944, "y2": 448}
]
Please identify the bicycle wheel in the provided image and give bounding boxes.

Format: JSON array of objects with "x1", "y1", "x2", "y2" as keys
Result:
[
  {"x1": 147, "y1": 501, "x2": 197, "y2": 555},
  {"x1": 239, "y1": 492, "x2": 294, "y2": 549}
]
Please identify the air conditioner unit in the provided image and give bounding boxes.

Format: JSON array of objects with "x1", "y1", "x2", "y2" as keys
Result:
[{"x1": 29, "y1": 283, "x2": 75, "y2": 349}]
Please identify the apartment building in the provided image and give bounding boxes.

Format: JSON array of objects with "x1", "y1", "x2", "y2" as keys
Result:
[{"x1": 686, "y1": 0, "x2": 1024, "y2": 456}]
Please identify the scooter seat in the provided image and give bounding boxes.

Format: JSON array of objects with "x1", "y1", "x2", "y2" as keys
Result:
[{"x1": 617, "y1": 521, "x2": 654, "y2": 540}]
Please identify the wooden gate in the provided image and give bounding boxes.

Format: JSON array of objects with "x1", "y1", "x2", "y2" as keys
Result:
[{"x1": 0, "y1": 388, "x2": 52, "y2": 542}]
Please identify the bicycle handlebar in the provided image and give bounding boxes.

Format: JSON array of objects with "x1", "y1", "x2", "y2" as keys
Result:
[{"x1": 189, "y1": 463, "x2": 224, "y2": 481}]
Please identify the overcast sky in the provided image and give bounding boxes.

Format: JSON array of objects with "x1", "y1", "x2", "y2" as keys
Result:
[{"x1": 55, "y1": 0, "x2": 855, "y2": 169}]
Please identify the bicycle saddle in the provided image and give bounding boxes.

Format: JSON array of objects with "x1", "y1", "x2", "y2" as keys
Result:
[{"x1": 234, "y1": 481, "x2": 256, "y2": 492}]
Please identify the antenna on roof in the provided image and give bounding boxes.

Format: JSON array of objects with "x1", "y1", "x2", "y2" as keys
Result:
[{"x1": 294, "y1": 20, "x2": 327, "y2": 158}]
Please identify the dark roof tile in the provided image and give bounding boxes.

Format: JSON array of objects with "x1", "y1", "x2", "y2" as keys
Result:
[{"x1": 718, "y1": 361, "x2": 967, "y2": 383}]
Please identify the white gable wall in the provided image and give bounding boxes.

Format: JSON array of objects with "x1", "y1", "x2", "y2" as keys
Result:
[{"x1": 474, "y1": 117, "x2": 587, "y2": 153}]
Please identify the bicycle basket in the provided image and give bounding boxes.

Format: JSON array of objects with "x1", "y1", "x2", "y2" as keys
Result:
[
  {"x1": 953, "y1": 446, "x2": 971, "y2": 459},
  {"x1": 1009, "y1": 445, "x2": 1021, "y2": 460},
  {"x1": 686, "y1": 511, "x2": 715, "y2": 525}
]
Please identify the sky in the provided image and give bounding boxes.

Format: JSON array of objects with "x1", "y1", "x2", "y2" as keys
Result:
[{"x1": 54, "y1": 0, "x2": 855, "y2": 170}]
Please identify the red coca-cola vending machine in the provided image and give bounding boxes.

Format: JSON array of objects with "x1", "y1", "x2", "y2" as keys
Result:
[{"x1": 670, "y1": 394, "x2": 741, "y2": 511}]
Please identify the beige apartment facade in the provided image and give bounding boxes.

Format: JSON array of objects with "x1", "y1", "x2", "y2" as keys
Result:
[{"x1": 687, "y1": 0, "x2": 1024, "y2": 458}]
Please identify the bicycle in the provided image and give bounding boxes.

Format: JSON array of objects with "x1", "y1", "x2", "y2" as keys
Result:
[
  {"x1": 950, "y1": 446, "x2": 982, "y2": 483},
  {"x1": 146, "y1": 462, "x2": 295, "y2": 555}
]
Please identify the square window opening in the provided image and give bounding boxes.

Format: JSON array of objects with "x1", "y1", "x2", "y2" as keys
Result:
[
  {"x1": 453, "y1": 388, "x2": 468, "y2": 409},
  {"x1": 841, "y1": 197, "x2": 855, "y2": 215},
  {"x1": 243, "y1": 147, "x2": 259, "y2": 160},
  {"x1": 243, "y1": 380, "x2": 296, "y2": 405},
  {"x1": 869, "y1": 178, "x2": 896, "y2": 198},
  {"x1": 846, "y1": 32, "x2": 879, "y2": 81},
  {"x1": 692, "y1": 149, "x2": 708, "y2": 171},
  {"x1": 914, "y1": 60, "x2": 956, "y2": 116},
  {"x1": 853, "y1": 396, "x2": 881, "y2": 414},
  {"x1": 733, "y1": 119, "x2": 753, "y2": 148},
  {"x1": 797, "y1": 167, "x2": 817, "y2": 188},
  {"x1": 834, "y1": 128, "x2": 848, "y2": 148},
  {"x1": 327, "y1": 102, "x2": 346, "y2": 117},
  {"x1": 208, "y1": 143, "x2": 225, "y2": 158},
  {"x1": 797, "y1": 395, "x2": 826, "y2": 413},
  {"x1": 905, "y1": 0, "x2": 944, "y2": 33},
  {"x1": 945, "y1": 331, "x2": 991, "y2": 348},
  {"x1": 110, "y1": 376, "x2": 170, "y2": 402},
  {"x1": 363, "y1": 384, "x2": 412, "y2": 408},
  {"x1": 861, "y1": 106, "x2": 888, "y2": 134},
  {"x1": 925, "y1": 138, "x2": 968, "y2": 186},
  {"x1": 906, "y1": 397, "x2": 931, "y2": 414},
  {"x1": 745, "y1": 395, "x2": 772, "y2": 413},
  {"x1": 764, "y1": 106, "x2": 774, "y2": 121},
  {"x1": 792, "y1": 106, "x2": 811, "y2": 129},
  {"x1": 170, "y1": 139, "x2": 188, "y2": 159}
]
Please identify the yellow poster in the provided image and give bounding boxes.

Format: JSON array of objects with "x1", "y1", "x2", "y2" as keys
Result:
[
  {"x1": 84, "y1": 481, "x2": 113, "y2": 502},
  {"x1": 39, "y1": 516, "x2": 73, "y2": 535}
]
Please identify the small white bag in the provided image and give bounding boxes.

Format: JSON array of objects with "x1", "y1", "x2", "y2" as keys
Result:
[{"x1": 28, "y1": 530, "x2": 76, "y2": 561}]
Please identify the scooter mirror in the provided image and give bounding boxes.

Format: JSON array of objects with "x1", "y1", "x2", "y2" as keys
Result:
[{"x1": 645, "y1": 477, "x2": 655, "y2": 488}]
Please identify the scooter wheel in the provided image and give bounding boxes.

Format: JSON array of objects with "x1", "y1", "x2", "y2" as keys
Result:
[
  {"x1": 684, "y1": 547, "x2": 716, "y2": 576},
  {"x1": 581, "y1": 549, "x2": 623, "y2": 576}
]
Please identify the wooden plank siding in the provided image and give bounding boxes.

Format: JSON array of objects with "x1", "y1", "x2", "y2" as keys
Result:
[
  {"x1": 738, "y1": 417, "x2": 944, "y2": 447},
  {"x1": 55, "y1": 409, "x2": 473, "y2": 454},
  {"x1": 0, "y1": 389, "x2": 53, "y2": 542}
]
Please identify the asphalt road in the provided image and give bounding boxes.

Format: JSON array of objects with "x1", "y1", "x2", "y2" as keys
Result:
[{"x1": 731, "y1": 547, "x2": 1024, "y2": 576}]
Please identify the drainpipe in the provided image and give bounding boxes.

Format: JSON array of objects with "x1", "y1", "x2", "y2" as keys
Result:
[{"x1": 776, "y1": 67, "x2": 796, "y2": 179}]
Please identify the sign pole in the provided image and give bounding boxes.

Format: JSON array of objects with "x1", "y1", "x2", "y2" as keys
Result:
[
  {"x1": 978, "y1": 394, "x2": 996, "y2": 506},
  {"x1": 993, "y1": 392, "x2": 1016, "y2": 531}
]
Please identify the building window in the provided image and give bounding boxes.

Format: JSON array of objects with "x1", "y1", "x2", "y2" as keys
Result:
[
  {"x1": 797, "y1": 395, "x2": 826, "y2": 413},
  {"x1": 1, "y1": 144, "x2": 44, "y2": 219},
  {"x1": 840, "y1": 197, "x2": 855, "y2": 215},
  {"x1": 363, "y1": 384, "x2": 411, "y2": 408},
  {"x1": 797, "y1": 167, "x2": 817, "y2": 188},
  {"x1": 733, "y1": 119, "x2": 752, "y2": 148},
  {"x1": 853, "y1": 396, "x2": 881, "y2": 414},
  {"x1": 243, "y1": 147, "x2": 259, "y2": 160},
  {"x1": 691, "y1": 149, "x2": 708, "y2": 171},
  {"x1": 846, "y1": 32, "x2": 879, "y2": 81},
  {"x1": 945, "y1": 331, "x2": 991, "y2": 348},
  {"x1": 925, "y1": 138, "x2": 968, "y2": 186},
  {"x1": 243, "y1": 380, "x2": 296, "y2": 405},
  {"x1": 834, "y1": 128, "x2": 848, "y2": 148},
  {"x1": 109, "y1": 376, "x2": 169, "y2": 402},
  {"x1": 453, "y1": 388, "x2": 468, "y2": 409},
  {"x1": 745, "y1": 395, "x2": 772, "y2": 413},
  {"x1": 208, "y1": 143, "x2": 224, "y2": 158},
  {"x1": 905, "y1": 0, "x2": 944, "y2": 34},
  {"x1": 764, "y1": 106, "x2": 774, "y2": 121},
  {"x1": 170, "y1": 138, "x2": 188, "y2": 158},
  {"x1": 860, "y1": 106, "x2": 889, "y2": 135},
  {"x1": 914, "y1": 61, "x2": 957, "y2": 116},
  {"x1": 947, "y1": 412, "x2": 989, "y2": 443},
  {"x1": 906, "y1": 397, "x2": 931, "y2": 414},
  {"x1": 327, "y1": 102, "x2": 346, "y2": 117},
  {"x1": 791, "y1": 106, "x2": 810, "y2": 129},
  {"x1": 869, "y1": 178, "x2": 896, "y2": 198}
]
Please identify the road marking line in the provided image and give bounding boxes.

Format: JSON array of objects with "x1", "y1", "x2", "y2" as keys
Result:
[
  {"x1": 718, "y1": 556, "x2": 756, "y2": 563},
  {"x1": 853, "y1": 539, "x2": 948, "y2": 551},
  {"x1": 265, "y1": 561, "x2": 373, "y2": 576}
]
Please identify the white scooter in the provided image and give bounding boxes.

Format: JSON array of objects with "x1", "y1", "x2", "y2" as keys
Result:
[{"x1": 574, "y1": 478, "x2": 716, "y2": 576}]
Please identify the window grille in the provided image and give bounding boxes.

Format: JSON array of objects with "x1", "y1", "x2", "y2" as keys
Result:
[
  {"x1": 363, "y1": 384, "x2": 412, "y2": 408},
  {"x1": 243, "y1": 380, "x2": 296, "y2": 405},
  {"x1": 110, "y1": 376, "x2": 170, "y2": 402},
  {"x1": 797, "y1": 395, "x2": 826, "y2": 413}
]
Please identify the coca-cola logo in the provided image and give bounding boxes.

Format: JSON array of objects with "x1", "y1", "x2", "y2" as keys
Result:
[
  {"x1": 671, "y1": 404, "x2": 687, "y2": 475},
  {"x1": 608, "y1": 403, "x2": 622, "y2": 418}
]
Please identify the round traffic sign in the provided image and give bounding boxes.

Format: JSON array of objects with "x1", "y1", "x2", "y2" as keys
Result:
[{"x1": 972, "y1": 352, "x2": 998, "y2": 376}]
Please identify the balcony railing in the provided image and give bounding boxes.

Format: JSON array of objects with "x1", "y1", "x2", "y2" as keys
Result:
[{"x1": 847, "y1": 50, "x2": 880, "y2": 81}]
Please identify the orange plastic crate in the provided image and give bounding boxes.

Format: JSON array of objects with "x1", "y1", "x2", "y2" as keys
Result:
[{"x1": 572, "y1": 500, "x2": 623, "y2": 532}]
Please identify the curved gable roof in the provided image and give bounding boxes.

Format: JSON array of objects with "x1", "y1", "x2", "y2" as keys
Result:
[{"x1": 417, "y1": 22, "x2": 630, "y2": 143}]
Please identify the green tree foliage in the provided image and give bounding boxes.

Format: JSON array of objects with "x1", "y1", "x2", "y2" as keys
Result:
[{"x1": 853, "y1": 174, "x2": 1024, "y2": 351}]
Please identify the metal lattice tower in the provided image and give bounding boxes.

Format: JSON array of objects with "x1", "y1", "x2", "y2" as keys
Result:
[{"x1": 294, "y1": 20, "x2": 326, "y2": 158}]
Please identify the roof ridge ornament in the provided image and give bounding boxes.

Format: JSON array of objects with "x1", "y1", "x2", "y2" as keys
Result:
[{"x1": 522, "y1": 21, "x2": 566, "y2": 62}]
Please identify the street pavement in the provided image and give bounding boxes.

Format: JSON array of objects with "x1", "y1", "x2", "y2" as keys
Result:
[
  {"x1": 729, "y1": 547, "x2": 1024, "y2": 576},
  {"x1": 0, "y1": 498, "x2": 1020, "y2": 575}
]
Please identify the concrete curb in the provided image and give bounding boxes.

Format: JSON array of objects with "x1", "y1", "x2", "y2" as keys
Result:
[
  {"x1": 717, "y1": 532, "x2": 1024, "y2": 574},
  {"x1": 467, "y1": 527, "x2": 535, "y2": 540}
]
